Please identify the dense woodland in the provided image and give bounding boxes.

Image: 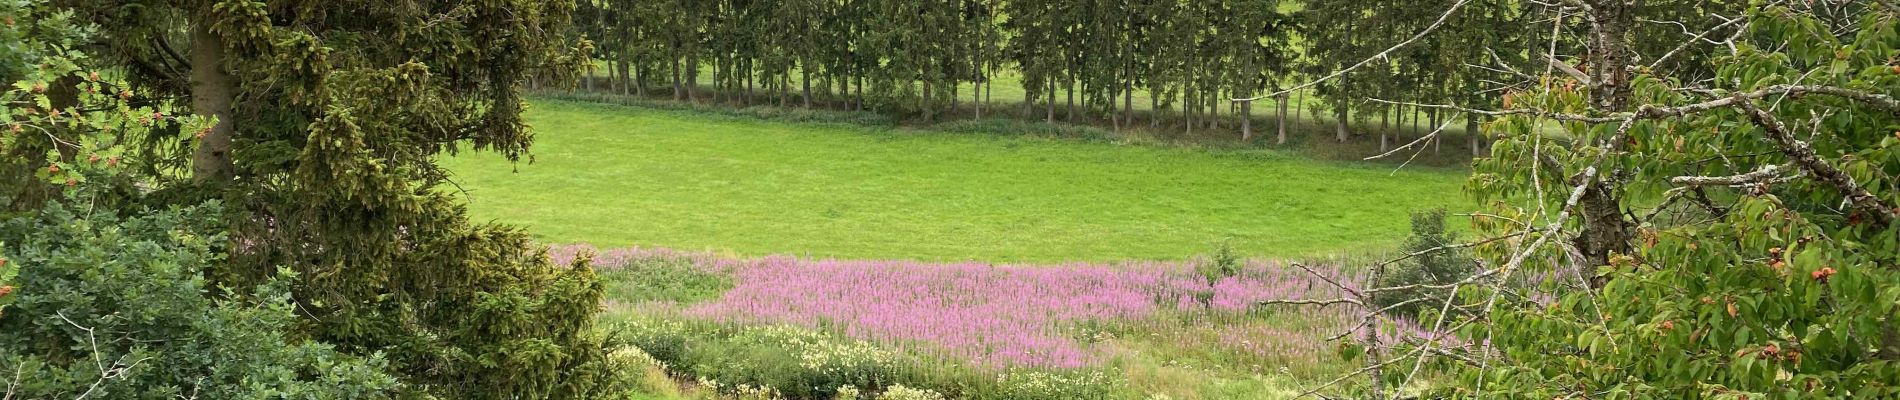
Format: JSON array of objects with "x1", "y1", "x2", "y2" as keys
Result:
[{"x1": 569, "y1": 0, "x2": 1743, "y2": 154}]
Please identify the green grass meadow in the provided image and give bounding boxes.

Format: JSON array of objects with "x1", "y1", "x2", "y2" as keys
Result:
[{"x1": 440, "y1": 98, "x2": 1469, "y2": 262}]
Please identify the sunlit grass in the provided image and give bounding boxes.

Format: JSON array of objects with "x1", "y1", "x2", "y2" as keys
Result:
[{"x1": 440, "y1": 98, "x2": 1468, "y2": 262}]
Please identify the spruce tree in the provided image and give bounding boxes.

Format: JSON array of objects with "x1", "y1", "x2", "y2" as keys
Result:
[{"x1": 45, "y1": 1, "x2": 619, "y2": 397}]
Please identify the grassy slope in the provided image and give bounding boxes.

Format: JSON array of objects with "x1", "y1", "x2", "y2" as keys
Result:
[{"x1": 441, "y1": 99, "x2": 1468, "y2": 262}]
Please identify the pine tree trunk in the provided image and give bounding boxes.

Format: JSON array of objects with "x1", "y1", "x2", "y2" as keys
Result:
[
  {"x1": 802, "y1": 62, "x2": 813, "y2": 108},
  {"x1": 190, "y1": 23, "x2": 235, "y2": 183}
]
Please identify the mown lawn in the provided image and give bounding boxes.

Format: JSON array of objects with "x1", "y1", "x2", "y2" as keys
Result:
[{"x1": 439, "y1": 98, "x2": 1469, "y2": 262}]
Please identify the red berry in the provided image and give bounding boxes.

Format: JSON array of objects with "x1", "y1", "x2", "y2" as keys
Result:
[
  {"x1": 0, "y1": 286, "x2": 12, "y2": 298},
  {"x1": 1811, "y1": 267, "x2": 1837, "y2": 282},
  {"x1": 46, "y1": 164, "x2": 60, "y2": 174},
  {"x1": 1660, "y1": 320, "x2": 1675, "y2": 331}
]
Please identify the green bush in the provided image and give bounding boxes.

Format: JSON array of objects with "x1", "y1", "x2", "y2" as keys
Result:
[
  {"x1": 1373, "y1": 208, "x2": 1473, "y2": 319},
  {"x1": 611, "y1": 315, "x2": 1130, "y2": 399},
  {"x1": 0, "y1": 201, "x2": 398, "y2": 398}
]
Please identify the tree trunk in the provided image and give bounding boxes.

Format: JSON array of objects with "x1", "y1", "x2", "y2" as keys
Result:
[
  {"x1": 1123, "y1": 79, "x2": 1134, "y2": 128},
  {"x1": 1579, "y1": 0, "x2": 1638, "y2": 280},
  {"x1": 1240, "y1": 99, "x2": 1252, "y2": 142},
  {"x1": 1380, "y1": 109, "x2": 1390, "y2": 133},
  {"x1": 1276, "y1": 93, "x2": 1289, "y2": 145},
  {"x1": 1022, "y1": 83, "x2": 1033, "y2": 117},
  {"x1": 1150, "y1": 90, "x2": 1159, "y2": 129},
  {"x1": 984, "y1": 75, "x2": 993, "y2": 114},
  {"x1": 1335, "y1": 102, "x2": 1349, "y2": 142},
  {"x1": 190, "y1": 23, "x2": 236, "y2": 184},
  {"x1": 685, "y1": 54, "x2": 698, "y2": 102},
  {"x1": 1293, "y1": 87, "x2": 1305, "y2": 129},
  {"x1": 802, "y1": 61, "x2": 813, "y2": 108},
  {"x1": 1066, "y1": 77, "x2": 1076, "y2": 121},
  {"x1": 619, "y1": 61, "x2": 632, "y2": 95},
  {"x1": 1467, "y1": 116, "x2": 1482, "y2": 157},
  {"x1": 713, "y1": 56, "x2": 725, "y2": 103},
  {"x1": 951, "y1": 80, "x2": 960, "y2": 114},
  {"x1": 1046, "y1": 78, "x2": 1056, "y2": 123},
  {"x1": 1431, "y1": 109, "x2": 1441, "y2": 154},
  {"x1": 975, "y1": 76, "x2": 984, "y2": 119},
  {"x1": 671, "y1": 58, "x2": 683, "y2": 100}
]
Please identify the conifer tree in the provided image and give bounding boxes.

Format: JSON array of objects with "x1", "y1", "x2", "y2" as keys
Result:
[{"x1": 45, "y1": 1, "x2": 619, "y2": 397}]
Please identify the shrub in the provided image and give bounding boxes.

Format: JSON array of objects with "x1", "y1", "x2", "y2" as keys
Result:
[
  {"x1": 979, "y1": 369, "x2": 1122, "y2": 400},
  {"x1": 1373, "y1": 208, "x2": 1473, "y2": 319},
  {"x1": 0, "y1": 201, "x2": 398, "y2": 398},
  {"x1": 876, "y1": 385, "x2": 947, "y2": 400}
]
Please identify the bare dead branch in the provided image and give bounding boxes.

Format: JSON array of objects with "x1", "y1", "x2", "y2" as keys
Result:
[
  {"x1": 1736, "y1": 99, "x2": 1897, "y2": 227},
  {"x1": 1649, "y1": 12, "x2": 1751, "y2": 70},
  {"x1": 1258, "y1": 298, "x2": 1364, "y2": 307},
  {"x1": 1543, "y1": 53, "x2": 1592, "y2": 86},
  {"x1": 1669, "y1": 164, "x2": 1793, "y2": 188},
  {"x1": 1291, "y1": 262, "x2": 1363, "y2": 297},
  {"x1": 1374, "y1": 84, "x2": 1900, "y2": 124}
]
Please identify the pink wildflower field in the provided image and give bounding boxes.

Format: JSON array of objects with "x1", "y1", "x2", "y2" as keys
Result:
[{"x1": 557, "y1": 245, "x2": 1451, "y2": 369}]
